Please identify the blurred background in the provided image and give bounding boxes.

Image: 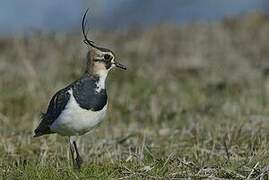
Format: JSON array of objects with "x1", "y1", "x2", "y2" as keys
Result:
[
  {"x1": 2, "y1": 1, "x2": 269, "y2": 179},
  {"x1": 0, "y1": 0, "x2": 268, "y2": 35}
]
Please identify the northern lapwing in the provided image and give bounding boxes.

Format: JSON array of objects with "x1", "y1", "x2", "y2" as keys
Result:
[{"x1": 33, "y1": 9, "x2": 127, "y2": 169}]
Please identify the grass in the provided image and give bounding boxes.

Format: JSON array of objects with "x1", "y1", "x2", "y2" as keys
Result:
[{"x1": 1, "y1": 12, "x2": 269, "y2": 179}]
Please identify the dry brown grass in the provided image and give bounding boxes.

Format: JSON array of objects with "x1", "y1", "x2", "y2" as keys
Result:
[{"x1": 1, "y1": 12, "x2": 269, "y2": 179}]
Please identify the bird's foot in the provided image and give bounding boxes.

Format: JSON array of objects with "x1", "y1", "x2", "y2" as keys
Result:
[{"x1": 75, "y1": 155, "x2": 83, "y2": 170}]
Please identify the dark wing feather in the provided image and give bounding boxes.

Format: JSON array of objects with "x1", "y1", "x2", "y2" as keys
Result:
[{"x1": 34, "y1": 87, "x2": 71, "y2": 137}]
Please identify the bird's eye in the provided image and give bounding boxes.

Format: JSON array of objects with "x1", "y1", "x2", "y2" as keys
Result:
[{"x1": 104, "y1": 54, "x2": 111, "y2": 60}]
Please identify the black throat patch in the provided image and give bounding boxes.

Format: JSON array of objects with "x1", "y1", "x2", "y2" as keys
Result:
[
  {"x1": 72, "y1": 74, "x2": 107, "y2": 111},
  {"x1": 105, "y1": 61, "x2": 112, "y2": 69}
]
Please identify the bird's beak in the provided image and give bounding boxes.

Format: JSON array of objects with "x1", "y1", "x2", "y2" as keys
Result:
[{"x1": 114, "y1": 61, "x2": 127, "y2": 70}]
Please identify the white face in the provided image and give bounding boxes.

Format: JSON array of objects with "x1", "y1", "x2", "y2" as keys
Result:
[
  {"x1": 90, "y1": 48, "x2": 127, "y2": 76},
  {"x1": 93, "y1": 51, "x2": 115, "y2": 71},
  {"x1": 103, "y1": 52, "x2": 115, "y2": 70}
]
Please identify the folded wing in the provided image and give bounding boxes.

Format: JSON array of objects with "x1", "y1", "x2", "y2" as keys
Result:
[{"x1": 34, "y1": 88, "x2": 71, "y2": 137}]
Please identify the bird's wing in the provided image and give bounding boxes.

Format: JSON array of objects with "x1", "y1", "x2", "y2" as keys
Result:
[
  {"x1": 45, "y1": 88, "x2": 71, "y2": 121},
  {"x1": 34, "y1": 87, "x2": 71, "y2": 137}
]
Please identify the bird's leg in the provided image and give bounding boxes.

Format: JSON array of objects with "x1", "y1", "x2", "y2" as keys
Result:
[
  {"x1": 69, "y1": 137, "x2": 76, "y2": 168},
  {"x1": 73, "y1": 141, "x2": 83, "y2": 170}
]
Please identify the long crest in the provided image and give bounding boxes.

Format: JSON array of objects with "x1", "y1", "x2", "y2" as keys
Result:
[{"x1": 82, "y1": 9, "x2": 97, "y2": 48}]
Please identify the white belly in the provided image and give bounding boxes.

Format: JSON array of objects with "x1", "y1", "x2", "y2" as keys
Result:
[{"x1": 50, "y1": 89, "x2": 107, "y2": 136}]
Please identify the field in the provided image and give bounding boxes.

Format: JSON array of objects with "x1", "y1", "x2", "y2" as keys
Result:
[{"x1": 1, "y1": 13, "x2": 269, "y2": 179}]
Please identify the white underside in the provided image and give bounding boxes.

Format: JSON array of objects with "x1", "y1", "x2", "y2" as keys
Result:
[{"x1": 50, "y1": 89, "x2": 107, "y2": 136}]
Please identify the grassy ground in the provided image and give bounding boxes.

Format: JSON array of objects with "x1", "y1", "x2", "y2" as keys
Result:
[{"x1": 1, "y1": 13, "x2": 269, "y2": 179}]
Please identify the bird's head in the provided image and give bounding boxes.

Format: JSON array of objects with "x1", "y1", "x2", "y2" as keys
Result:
[{"x1": 82, "y1": 9, "x2": 127, "y2": 76}]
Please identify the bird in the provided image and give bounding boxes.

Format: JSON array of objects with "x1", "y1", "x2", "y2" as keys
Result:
[{"x1": 33, "y1": 9, "x2": 127, "y2": 169}]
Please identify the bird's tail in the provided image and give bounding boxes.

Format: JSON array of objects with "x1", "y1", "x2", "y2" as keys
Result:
[
  {"x1": 33, "y1": 125, "x2": 53, "y2": 137},
  {"x1": 33, "y1": 113, "x2": 53, "y2": 137},
  {"x1": 33, "y1": 131, "x2": 43, "y2": 137}
]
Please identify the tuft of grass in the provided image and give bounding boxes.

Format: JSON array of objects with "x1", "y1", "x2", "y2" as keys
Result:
[{"x1": 1, "y1": 12, "x2": 269, "y2": 179}]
